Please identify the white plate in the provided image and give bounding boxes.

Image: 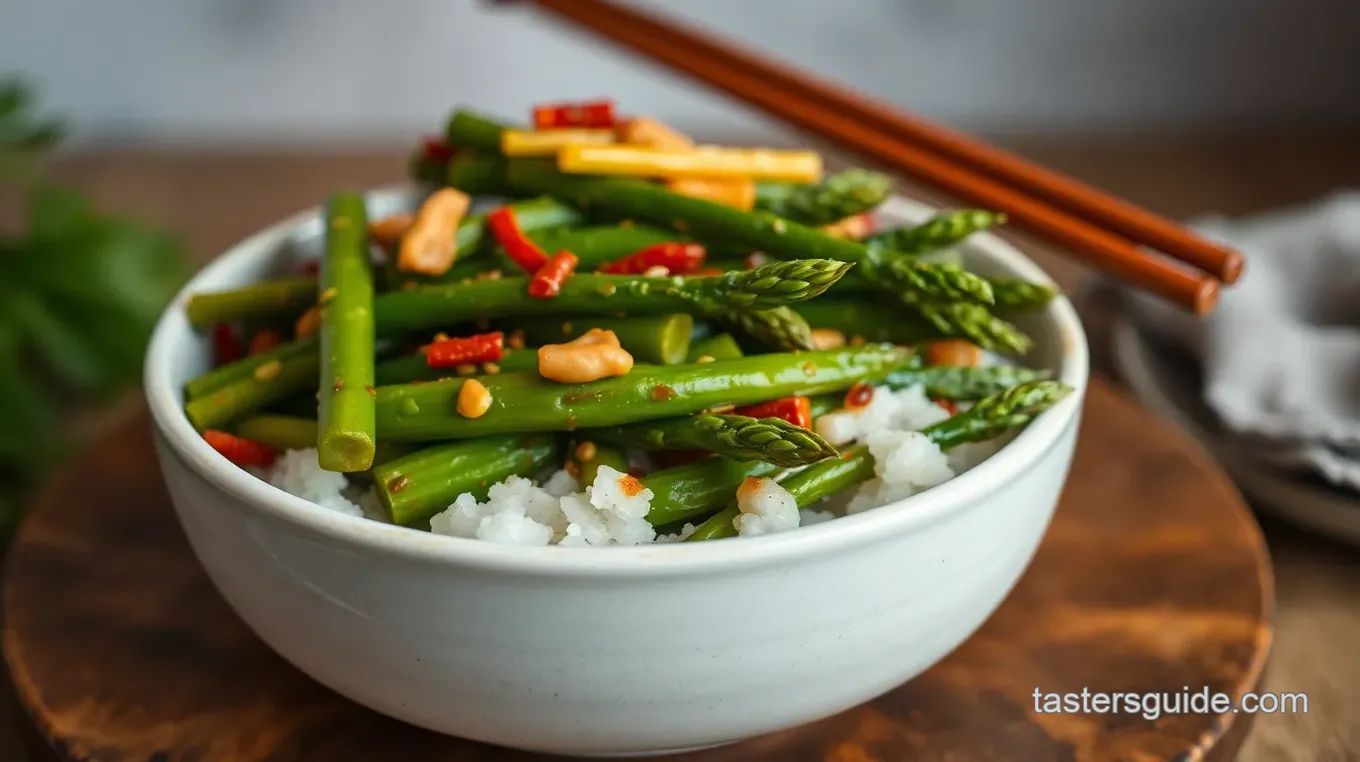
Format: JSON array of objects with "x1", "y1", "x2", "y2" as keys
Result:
[{"x1": 1112, "y1": 316, "x2": 1360, "y2": 547}]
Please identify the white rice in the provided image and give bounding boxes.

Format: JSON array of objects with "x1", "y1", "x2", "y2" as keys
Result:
[
  {"x1": 426, "y1": 464, "x2": 658, "y2": 546},
  {"x1": 733, "y1": 477, "x2": 800, "y2": 537},
  {"x1": 266, "y1": 448, "x2": 364, "y2": 517},
  {"x1": 815, "y1": 384, "x2": 952, "y2": 447}
]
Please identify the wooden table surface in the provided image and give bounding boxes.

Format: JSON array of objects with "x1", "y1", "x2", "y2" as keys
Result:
[{"x1": 4, "y1": 134, "x2": 1360, "y2": 761}]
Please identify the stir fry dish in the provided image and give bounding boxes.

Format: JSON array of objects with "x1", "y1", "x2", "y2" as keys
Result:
[{"x1": 180, "y1": 99, "x2": 1072, "y2": 546}]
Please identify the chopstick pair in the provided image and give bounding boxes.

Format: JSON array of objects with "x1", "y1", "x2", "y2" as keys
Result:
[{"x1": 497, "y1": 0, "x2": 1242, "y2": 316}]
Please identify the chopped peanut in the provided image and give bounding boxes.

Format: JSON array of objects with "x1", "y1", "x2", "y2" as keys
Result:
[
  {"x1": 369, "y1": 214, "x2": 413, "y2": 250},
  {"x1": 616, "y1": 117, "x2": 695, "y2": 151},
  {"x1": 575, "y1": 440, "x2": 598, "y2": 463},
  {"x1": 820, "y1": 213, "x2": 874, "y2": 240},
  {"x1": 924, "y1": 339, "x2": 982, "y2": 368},
  {"x1": 398, "y1": 188, "x2": 471, "y2": 276},
  {"x1": 665, "y1": 176, "x2": 756, "y2": 211},
  {"x1": 810, "y1": 328, "x2": 846, "y2": 350},
  {"x1": 456, "y1": 379, "x2": 493, "y2": 418},
  {"x1": 294, "y1": 306, "x2": 322, "y2": 338},
  {"x1": 642, "y1": 265, "x2": 671, "y2": 278},
  {"x1": 537, "y1": 329, "x2": 634, "y2": 384}
]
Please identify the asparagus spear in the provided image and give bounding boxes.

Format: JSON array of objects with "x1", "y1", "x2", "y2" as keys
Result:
[
  {"x1": 885, "y1": 363, "x2": 1052, "y2": 400},
  {"x1": 184, "y1": 337, "x2": 318, "y2": 400},
  {"x1": 830, "y1": 273, "x2": 1059, "y2": 314},
  {"x1": 504, "y1": 160, "x2": 994, "y2": 308},
  {"x1": 753, "y1": 169, "x2": 893, "y2": 226},
  {"x1": 686, "y1": 333, "x2": 744, "y2": 362},
  {"x1": 643, "y1": 457, "x2": 782, "y2": 526},
  {"x1": 372, "y1": 259, "x2": 849, "y2": 339},
  {"x1": 372, "y1": 434, "x2": 560, "y2": 527},
  {"x1": 185, "y1": 277, "x2": 316, "y2": 329},
  {"x1": 445, "y1": 153, "x2": 515, "y2": 196},
  {"x1": 234, "y1": 414, "x2": 415, "y2": 467},
  {"x1": 373, "y1": 346, "x2": 540, "y2": 386},
  {"x1": 513, "y1": 225, "x2": 683, "y2": 271},
  {"x1": 316, "y1": 193, "x2": 377, "y2": 472},
  {"x1": 685, "y1": 446, "x2": 875, "y2": 542},
  {"x1": 374, "y1": 344, "x2": 911, "y2": 442},
  {"x1": 688, "y1": 379, "x2": 1073, "y2": 540},
  {"x1": 863, "y1": 210, "x2": 1005, "y2": 256},
  {"x1": 807, "y1": 362, "x2": 1052, "y2": 414},
  {"x1": 989, "y1": 277, "x2": 1059, "y2": 312},
  {"x1": 186, "y1": 350, "x2": 320, "y2": 431},
  {"x1": 509, "y1": 314, "x2": 693, "y2": 365},
  {"x1": 444, "y1": 109, "x2": 506, "y2": 152},
  {"x1": 589, "y1": 413, "x2": 838, "y2": 467},
  {"x1": 796, "y1": 299, "x2": 1030, "y2": 353}
]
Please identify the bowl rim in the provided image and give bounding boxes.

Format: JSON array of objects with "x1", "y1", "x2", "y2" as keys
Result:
[{"x1": 144, "y1": 185, "x2": 1089, "y2": 576}]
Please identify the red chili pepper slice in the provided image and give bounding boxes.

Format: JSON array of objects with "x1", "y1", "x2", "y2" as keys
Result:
[
  {"x1": 528, "y1": 251, "x2": 580, "y2": 298},
  {"x1": 532, "y1": 99, "x2": 617, "y2": 130},
  {"x1": 843, "y1": 383, "x2": 875, "y2": 410},
  {"x1": 211, "y1": 323, "x2": 243, "y2": 366},
  {"x1": 248, "y1": 329, "x2": 283, "y2": 356},
  {"x1": 733, "y1": 396, "x2": 813, "y2": 429},
  {"x1": 935, "y1": 399, "x2": 959, "y2": 415},
  {"x1": 599, "y1": 243, "x2": 707, "y2": 275},
  {"x1": 426, "y1": 332, "x2": 505, "y2": 369},
  {"x1": 421, "y1": 135, "x2": 457, "y2": 164},
  {"x1": 203, "y1": 430, "x2": 277, "y2": 468},
  {"x1": 487, "y1": 207, "x2": 550, "y2": 272}
]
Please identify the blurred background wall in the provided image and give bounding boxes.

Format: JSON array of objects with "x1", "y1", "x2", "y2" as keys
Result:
[{"x1": 3, "y1": 0, "x2": 1358, "y2": 147}]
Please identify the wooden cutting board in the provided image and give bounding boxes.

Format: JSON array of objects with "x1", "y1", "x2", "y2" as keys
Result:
[{"x1": 1, "y1": 380, "x2": 1272, "y2": 762}]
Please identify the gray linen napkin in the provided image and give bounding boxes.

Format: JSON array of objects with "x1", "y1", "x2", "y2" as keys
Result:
[{"x1": 1124, "y1": 190, "x2": 1360, "y2": 489}]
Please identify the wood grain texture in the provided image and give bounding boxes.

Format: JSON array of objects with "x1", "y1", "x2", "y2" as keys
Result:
[{"x1": 1, "y1": 381, "x2": 1272, "y2": 762}]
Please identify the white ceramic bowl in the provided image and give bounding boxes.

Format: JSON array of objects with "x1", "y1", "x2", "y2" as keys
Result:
[{"x1": 144, "y1": 187, "x2": 1089, "y2": 757}]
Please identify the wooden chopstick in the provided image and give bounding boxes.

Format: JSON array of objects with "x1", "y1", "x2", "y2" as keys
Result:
[
  {"x1": 526, "y1": 0, "x2": 1242, "y2": 287},
  {"x1": 506, "y1": 0, "x2": 1228, "y2": 314}
]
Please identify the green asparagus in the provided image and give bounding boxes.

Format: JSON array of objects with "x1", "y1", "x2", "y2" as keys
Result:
[
  {"x1": 373, "y1": 346, "x2": 540, "y2": 386},
  {"x1": 444, "y1": 109, "x2": 506, "y2": 152},
  {"x1": 185, "y1": 277, "x2": 316, "y2": 329},
  {"x1": 589, "y1": 413, "x2": 838, "y2": 467},
  {"x1": 685, "y1": 445, "x2": 875, "y2": 542},
  {"x1": 754, "y1": 169, "x2": 893, "y2": 226},
  {"x1": 184, "y1": 337, "x2": 317, "y2": 400},
  {"x1": 374, "y1": 344, "x2": 911, "y2": 442},
  {"x1": 445, "y1": 153, "x2": 515, "y2": 196},
  {"x1": 372, "y1": 259, "x2": 850, "y2": 340},
  {"x1": 372, "y1": 434, "x2": 560, "y2": 527},
  {"x1": 689, "y1": 379, "x2": 1072, "y2": 540},
  {"x1": 863, "y1": 210, "x2": 1005, "y2": 256},
  {"x1": 316, "y1": 193, "x2": 377, "y2": 472},
  {"x1": 989, "y1": 277, "x2": 1059, "y2": 312},
  {"x1": 186, "y1": 350, "x2": 319, "y2": 431},
  {"x1": 513, "y1": 225, "x2": 683, "y2": 270},
  {"x1": 235, "y1": 414, "x2": 415, "y2": 466},
  {"x1": 509, "y1": 314, "x2": 693, "y2": 365},
  {"x1": 643, "y1": 457, "x2": 781, "y2": 526},
  {"x1": 796, "y1": 299, "x2": 1030, "y2": 353},
  {"x1": 504, "y1": 160, "x2": 994, "y2": 308},
  {"x1": 686, "y1": 333, "x2": 744, "y2": 362}
]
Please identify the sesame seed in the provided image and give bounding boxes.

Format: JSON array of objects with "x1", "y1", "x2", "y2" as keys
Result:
[{"x1": 253, "y1": 360, "x2": 283, "y2": 382}]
